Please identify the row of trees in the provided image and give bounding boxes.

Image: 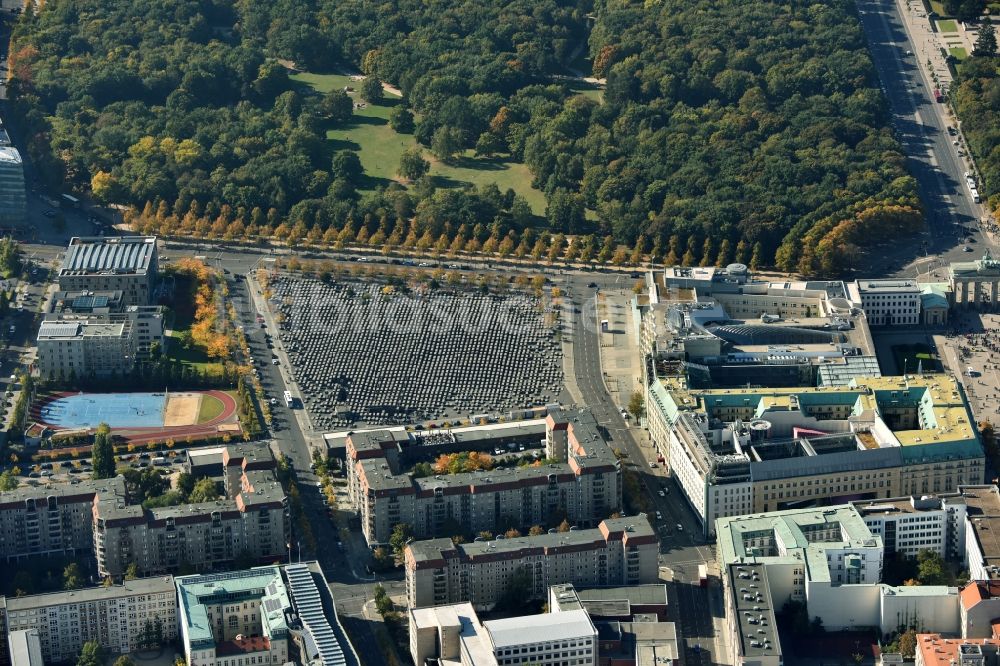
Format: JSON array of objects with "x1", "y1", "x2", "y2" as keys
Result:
[{"x1": 953, "y1": 27, "x2": 999, "y2": 214}]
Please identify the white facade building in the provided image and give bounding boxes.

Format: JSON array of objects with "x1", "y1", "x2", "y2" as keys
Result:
[
  {"x1": 851, "y1": 279, "x2": 922, "y2": 327},
  {"x1": 409, "y1": 603, "x2": 597, "y2": 666}
]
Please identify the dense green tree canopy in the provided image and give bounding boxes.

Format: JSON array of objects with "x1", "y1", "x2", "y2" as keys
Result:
[{"x1": 8, "y1": 0, "x2": 922, "y2": 273}]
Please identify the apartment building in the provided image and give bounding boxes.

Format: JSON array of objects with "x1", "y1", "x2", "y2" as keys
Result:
[
  {"x1": 655, "y1": 374, "x2": 983, "y2": 537},
  {"x1": 36, "y1": 318, "x2": 137, "y2": 380},
  {"x1": 58, "y1": 237, "x2": 158, "y2": 306},
  {"x1": 347, "y1": 409, "x2": 621, "y2": 546},
  {"x1": 410, "y1": 602, "x2": 597, "y2": 666},
  {"x1": 177, "y1": 562, "x2": 354, "y2": 666},
  {"x1": 0, "y1": 576, "x2": 178, "y2": 663},
  {"x1": 0, "y1": 477, "x2": 126, "y2": 562},
  {"x1": 95, "y1": 445, "x2": 288, "y2": 578},
  {"x1": 0, "y1": 146, "x2": 26, "y2": 228},
  {"x1": 47, "y1": 290, "x2": 165, "y2": 358},
  {"x1": 404, "y1": 516, "x2": 658, "y2": 610},
  {"x1": 0, "y1": 445, "x2": 286, "y2": 578},
  {"x1": 850, "y1": 279, "x2": 922, "y2": 327}
]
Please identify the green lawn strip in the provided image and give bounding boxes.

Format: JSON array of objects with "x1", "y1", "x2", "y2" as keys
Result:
[
  {"x1": 291, "y1": 71, "x2": 548, "y2": 214},
  {"x1": 949, "y1": 47, "x2": 969, "y2": 60},
  {"x1": 936, "y1": 18, "x2": 959, "y2": 33}
]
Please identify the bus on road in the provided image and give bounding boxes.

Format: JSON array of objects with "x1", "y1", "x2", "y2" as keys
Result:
[
  {"x1": 60, "y1": 194, "x2": 80, "y2": 208},
  {"x1": 283, "y1": 390, "x2": 294, "y2": 408}
]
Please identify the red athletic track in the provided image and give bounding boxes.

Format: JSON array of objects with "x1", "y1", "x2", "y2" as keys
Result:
[{"x1": 30, "y1": 390, "x2": 239, "y2": 445}]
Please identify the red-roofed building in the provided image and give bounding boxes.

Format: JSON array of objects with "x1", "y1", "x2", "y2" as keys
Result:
[
  {"x1": 915, "y1": 634, "x2": 1000, "y2": 666},
  {"x1": 960, "y1": 582, "x2": 1000, "y2": 638}
]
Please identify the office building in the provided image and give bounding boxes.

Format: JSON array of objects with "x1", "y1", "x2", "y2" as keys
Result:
[
  {"x1": 849, "y1": 279, "x2": 922, "y2": 327},
  {"x1": 724, "y1": 563, "x2": 782, "y2": 666},
  {"x1": 7, "y1": 630, "x2": 42, "y2": 666},
  {"x1": 347, "y1": 409, "x2": 621, "y2": 546},
  {"x1": 915, "y1": 635, "x2": 1000, "y2": 666},
  {"x1": 94, "y1": 444, "x2": 288, "y2": 578},
  {"x1": 717, "y1": 505, "x2": 961, "y2": 634},
  {"x1": 58, "y1": 237, "x2": 158, "y2": 306},
  {"x1": 654, "y1": 373, "x2": 982, "y2": 537},
  {"x1": 36, "y1": 318, "x2": 136, "y2": 380},
  {"x1": 177, "y1": 562, "x2": 355, "y2": 666},
  {"x1": 0, "y1": 146, "x2": 26, "y2": 228},
  {"x1": 548, "y1": 583, "x2": 668, "y2": 621},
  {"x1": 1, "y1": 576, "x2": 178, "y2": 663},
  {"x1": 47, "y1": 290, "x2": 165, "y2": 358},
  {"x1": 855, "y1": 493, "x2": 968, "y2": 560},
  {"x1": 961, "y1": 486, "x2": 1000, "y2": 581},
  {"x1": 410, "y1": 602, "x2": 597, "y2": 666},
  {"x1": 404, "y1": 515, "x2": 658, "y2": 610}
]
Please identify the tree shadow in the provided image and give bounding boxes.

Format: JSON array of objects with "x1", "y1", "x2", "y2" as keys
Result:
[
  {"x1": 341, "y1": 115, "x2": 388, "y2": 128},
  {"x1": 325, "y1": 137, "x2": 361, "y2": 152},
  {"x1": 429, "y1": 174, "x2": 471, "y2": 189},
  {"x1": 445, "y1": 155, "x2": 510, "y2": 172},
  {"x1": 358, "y1": 173, "x2": 394, "y2": 191}
]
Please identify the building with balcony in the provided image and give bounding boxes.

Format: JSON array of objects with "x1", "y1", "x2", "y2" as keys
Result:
[
  {"x1": 0, "y1": 576, "x2": 177, "y2": 663},
  {"x1": 94, "y1": 444, "x2": 288, "y2": 578},
  {"x1": 404, "y1": 515, "x2": 658, "y2": 610},
  {"x1": 347, "y1": 409, "x2": 621, "y2": 546},
  {"x1": 36, "y1": 318, "x2": 137, "y2": 380}
]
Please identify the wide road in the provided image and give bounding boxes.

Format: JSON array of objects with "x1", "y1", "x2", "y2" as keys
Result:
[
  {"x1": 857, "y1": 0, "x2": 990, "y2": 274},
  {"x1": 565, "y1": 274, "x2": 724, "y2": 664}
]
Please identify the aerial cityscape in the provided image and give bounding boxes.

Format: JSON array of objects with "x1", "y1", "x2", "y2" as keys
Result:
[{"x1": 0, "y1": 0, "x2": 997, "y2": 664}]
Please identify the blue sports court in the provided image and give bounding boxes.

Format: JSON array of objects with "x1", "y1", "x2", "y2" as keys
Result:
[{"x1": 39, "y1": 392, "x2": 167, "y2": 429}]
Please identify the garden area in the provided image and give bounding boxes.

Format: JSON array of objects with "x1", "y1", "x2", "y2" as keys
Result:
[{"x1": 891, "y1": 343, "x2": 943, "y2": 374}]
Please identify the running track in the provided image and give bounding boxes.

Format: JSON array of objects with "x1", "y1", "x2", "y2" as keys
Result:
[{"x1": 31, "y1": 390, "x2": 239, "y2": 445}]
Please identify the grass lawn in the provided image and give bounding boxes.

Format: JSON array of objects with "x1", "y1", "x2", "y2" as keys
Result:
[
  {"x1": 936, "y1": 18, "x2": 959, "y2": 32},
  {"x1": 949, "y1": 46, "x2": 969, "y2": 60},
  {"x1": 290, "y1": 71, "x2": 549, "y2": 215},
  {"x1": 166, "y1": 333, "x2": 225, "y2": 377},
  {"x1": 197, "y1": 393, "x2": 226, "y2": 423},
  {"x1": 892, "y1": 343, "x2": 943, "y2": 375},
  {"x1": 929, "y1": 0, "x2": 947, "y2": 15}
]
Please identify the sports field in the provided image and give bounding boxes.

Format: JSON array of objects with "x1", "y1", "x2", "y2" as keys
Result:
[
  {"x1": 290, "y1": 72, "x2": 547, "y2": 214},
  {"x1": 34, "y1": 391, "x2": 239, "y2": 442}
]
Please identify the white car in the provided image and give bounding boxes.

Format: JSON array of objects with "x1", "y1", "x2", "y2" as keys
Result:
[{"x1": 657, "y1": 490, "x2": 665, "y2": 498}]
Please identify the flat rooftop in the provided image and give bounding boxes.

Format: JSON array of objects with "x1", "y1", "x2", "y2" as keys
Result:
[
  {"x1": 407, "y1": 516, "x2": 656, "y2": 568},
  {"x1": 963, "y1": 486, "x2": 1000, "y2": 577},
  {"x1": 175, "y1": 567, "x2": 289, "y2": 648},
  {"x1": 483, "y1": 609, "x2": 595, "y2": 649},
  {"x1": 59, "y1": 236, "x2": 156, "y2": 276},
  {"x1": 728, "y1": 563, "x2": 781, "y2": 661},
  {"x1": 6, "y1": 575, "x2": 174, "y2": 611}
]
